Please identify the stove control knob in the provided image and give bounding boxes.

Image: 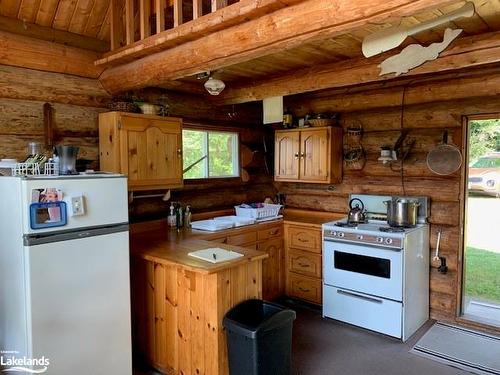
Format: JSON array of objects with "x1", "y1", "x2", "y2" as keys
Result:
[
  {"x1": 376, "y1": 237, "x2": 384, "y2": 243},
  {"x1": 331, "y1": 231, "x2": 337, "y2": 237},
  {"x1": 356, "y1": 235, "x2": 363, "y2": 240},
  {"x1": 385, "y1": 238, "x2": 393, "y2": 245},
  {"x1": 338, "y1": 232, "x2": 345, "y2": 238}
]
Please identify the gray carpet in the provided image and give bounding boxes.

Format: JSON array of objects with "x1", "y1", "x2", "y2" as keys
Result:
[
  {"x1": 135, "y1": 300, "x2": 470, "y2": 375},
  {"x1": 288, "y1": 300, "x2": 468, "y2": 375},
  {"x1": 411, "y1": 322, "x2": 500, "y2": 375}
]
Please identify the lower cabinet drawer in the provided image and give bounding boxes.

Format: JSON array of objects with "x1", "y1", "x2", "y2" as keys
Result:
[
  {"x1": 287, "y1": 250, "x2": 321, "y2": 278},
  {"x1": 227, "y1": 231, "x2": 257, "y2": 246},
  {"x1": 323, "y1": 285, "x2": 402, "y2": 339},
  {"x1": 287, "y1": 273, "x2": 322, "y2": 304}
]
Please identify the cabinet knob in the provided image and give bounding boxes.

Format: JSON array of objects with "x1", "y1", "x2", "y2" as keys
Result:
[
  {"x1": 294, "y1": 153, "x2": 299, "y2": 159},
  {"x1": 298, "y1": 263, "x2": 310, "y2": 268},
  {"x1": 177, "y1": 149, "x2": 182, "y2": 157},
  {"x1": 298, "y1": 287, "x2": 311, "y2": 292},
  {"x1": 300, "y1": 153, "x2": 305, "y2": 159}
]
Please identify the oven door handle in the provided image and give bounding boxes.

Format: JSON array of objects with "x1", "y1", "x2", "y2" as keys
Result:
[{"x1": 337, "y1": 289, "x2": 383, "y2": 304}]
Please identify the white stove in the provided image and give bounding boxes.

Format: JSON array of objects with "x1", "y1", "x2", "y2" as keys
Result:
[{"x1": 322, "y1": 195, "x2": 430, "y2": 341}]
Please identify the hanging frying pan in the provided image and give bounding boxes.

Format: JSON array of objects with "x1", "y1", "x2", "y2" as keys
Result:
[{"x1": 426, "y1": 131, "x2": 463, "y2": 175}]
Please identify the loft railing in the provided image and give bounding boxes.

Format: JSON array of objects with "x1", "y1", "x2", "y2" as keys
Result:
[{"x1": 110, "y1": 0, "x2": 234, "y2": 51}]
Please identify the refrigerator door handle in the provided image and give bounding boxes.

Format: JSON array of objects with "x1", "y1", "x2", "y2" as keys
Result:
[{"x1": 23, "y1": 223, "x2": 129, "y2": 246}]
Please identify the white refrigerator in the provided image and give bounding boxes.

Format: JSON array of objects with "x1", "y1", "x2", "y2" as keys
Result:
[{"x1": 0, "y1": 174, "x2": 132, "y2": 375}]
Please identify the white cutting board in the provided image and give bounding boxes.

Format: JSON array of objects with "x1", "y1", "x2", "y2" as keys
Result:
[{"x1": 188, "y1": 248, "x2": 244, "y2": 264}]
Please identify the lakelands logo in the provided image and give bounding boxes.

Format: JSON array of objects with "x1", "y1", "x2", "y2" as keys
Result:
[{"x1": 1, "y1": 351, "x2": 49, "y2": 373}]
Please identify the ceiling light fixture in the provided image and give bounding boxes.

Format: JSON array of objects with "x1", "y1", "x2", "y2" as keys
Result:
[{"x1": 204, "y1": 77, "x2": 225, "y2": 96}]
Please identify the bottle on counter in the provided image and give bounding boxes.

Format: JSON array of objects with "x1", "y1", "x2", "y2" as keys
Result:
[
  {"x1": 184, "y1": 205, "x2": 192, "y2": 228},
  {"x1": 176, "y1": 205, "x2": 184, "y2": 230},
  {"x1": 167, "y1": 203, "x2": 176, "y2": 228}
]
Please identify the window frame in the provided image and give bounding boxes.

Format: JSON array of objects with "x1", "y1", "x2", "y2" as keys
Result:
[{"x1": 182, "y1": 124, "x2": 241, "y2": 182}]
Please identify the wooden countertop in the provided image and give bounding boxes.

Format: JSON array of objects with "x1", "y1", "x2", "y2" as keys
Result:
[
  {"x1": 130, "y1": 220, "x2": 281, "y2": 274},
  {"x1": 283, "y1": 208, "x2": 345, "y2": 228},
  {"x1": 130, "y1": 209, "x2": 345, "y2": 272}
]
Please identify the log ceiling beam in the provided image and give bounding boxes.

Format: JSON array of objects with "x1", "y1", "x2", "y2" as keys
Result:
[
  {"x1": 99, "y1": 0, "x2": 456, "y2": 94},
  {"x1": 0, "y1": 30, "x2": 105, "y2": 78},
  {"x1": 0, "y1": 15, "x2": 109, "y2": 52},
  {"x1": 216, "y1": 30, "x2": 500, "y2": 104}
]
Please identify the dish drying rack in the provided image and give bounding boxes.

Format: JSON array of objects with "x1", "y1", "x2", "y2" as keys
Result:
[{"x1": 11, "y1": 162, "x2": 58, "y2": 176}]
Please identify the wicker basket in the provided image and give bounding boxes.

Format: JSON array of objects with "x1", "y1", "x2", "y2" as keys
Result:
[
  {"x1": 308, "y1": 118, "x2": 336, "y2": 127},
  {"x1": 108, "y1": 101, "x2": 138, "y2": 113},
  {"x1": 235, "y1": 204, "x2": 282, "y2": 220}
]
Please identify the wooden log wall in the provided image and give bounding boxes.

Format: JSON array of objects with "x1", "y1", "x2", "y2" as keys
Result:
[
  {"x1": 0, "y1": 65, "x2": 271, "y2": 219},
  {"x1": 281, "y1": 69, "x2": 500, "y2": 322},
  {"x1": 0, "y1": 64, "x2": 110, "y2": 165}
]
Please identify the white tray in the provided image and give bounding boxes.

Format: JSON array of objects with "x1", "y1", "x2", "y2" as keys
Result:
[
  {"x1": 214, "y1": 215, "x2": 256, "y2": 227},
  {"x1": 191, "y1": 219, "x2": 234, "y2": 232},
  {"x1": 188, "y1": 248, "x2": 244, "y2": 264}
]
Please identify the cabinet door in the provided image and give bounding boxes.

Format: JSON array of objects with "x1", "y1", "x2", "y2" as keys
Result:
[
  {"x1": 299, "y1": 128, "x2": 330, "y2": 182},
  {"x1": 275, "y1": 130, "x2": 300, "y2": 181},
  {"x1": 119, "y1": 116, "x2": 183, "y2": 190},
  {"x1": 258, "y1": 238, "x2": 284, "y2": 301}
]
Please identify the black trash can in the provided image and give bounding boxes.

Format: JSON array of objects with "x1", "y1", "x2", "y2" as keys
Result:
[{"x1": 223, "y1": 299, "x2": 296, "y2": 375}]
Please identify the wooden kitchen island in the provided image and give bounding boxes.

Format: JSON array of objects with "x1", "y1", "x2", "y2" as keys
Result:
[{"x1": 130, "y1": 223, "x2": 269, "y2": 375}]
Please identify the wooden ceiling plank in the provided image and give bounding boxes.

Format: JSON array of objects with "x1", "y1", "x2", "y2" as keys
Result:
[
  {"x1": 140, "y1": 0, "x2": 151, "y2": 39},
  {"x1": 99, "y1": 0, "x2": 459, "y2": 93},
  {"x1": 0, "y1": 14, "x2": 109, "y2": 51},
  {"x1": 52, "y1": 0, "x2": 78, "y2": 30},
  {"x1": 35, "y1": 0, "x2": 59, "y2": 26},
  {"x1": 215, "y1": 30, "x2": 500, "y2": 104},
  {"x1": 83, "y1": 0, "x2": 109, "y2": 38},
  {"x1": 95, "y1": 0, "x2": 308, "y2": 66},
  {"x1": 97, "y1": 4, "x2": 110, "y2": 40},
  {"x1": 0, "y1": 0, "x2": 22, "y2": 18},
  {"x1": 68, "y1": 0, "x2": 95, "y2": 34},
  {"x1": 17, "y1": 0, "x2": 41, "y2": 23},
  {"x1": 0, "y1": 29, "x2": 104, "y2": 77}
]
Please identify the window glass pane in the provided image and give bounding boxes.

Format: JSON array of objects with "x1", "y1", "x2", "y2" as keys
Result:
[
  {"x1": 208, "y1": 132, "x2": 238, "y2": 177},
  {"x1": 182, "y1": 130, "x2": 206, "y2": 179}
]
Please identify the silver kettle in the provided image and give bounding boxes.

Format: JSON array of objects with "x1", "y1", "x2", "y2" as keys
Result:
[{"x1": 348, "y1": 198, "x2": 366, "y2": 224}]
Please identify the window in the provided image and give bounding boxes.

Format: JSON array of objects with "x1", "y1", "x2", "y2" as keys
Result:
[{"x1": 182, "y1": 129, "x2": 239, "y2": 179}]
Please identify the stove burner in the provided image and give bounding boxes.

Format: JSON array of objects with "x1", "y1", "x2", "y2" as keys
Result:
[
  {"x1": 379, "y1": 226, "x2": 405, "y2": 233},
  {"x1": 334, "y1": 222, "x2": 359, "y2": 228}
]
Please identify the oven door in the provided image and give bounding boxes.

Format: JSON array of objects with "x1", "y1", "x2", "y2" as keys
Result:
[{"x1": 323, "y1": 240, "x2": 403, "y2": 301}]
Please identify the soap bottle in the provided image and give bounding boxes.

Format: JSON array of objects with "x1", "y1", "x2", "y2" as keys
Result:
[
  {"x1": 167, "y1": 203, "x2": 176, "y2": 228},
  {"x1": 184, "y1": 205, "x2": 192, "y2": 228}
]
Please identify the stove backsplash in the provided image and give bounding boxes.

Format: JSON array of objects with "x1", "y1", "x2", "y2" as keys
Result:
[{"x1": 349, "y1": 194, "x2": 429, "y2": 224}]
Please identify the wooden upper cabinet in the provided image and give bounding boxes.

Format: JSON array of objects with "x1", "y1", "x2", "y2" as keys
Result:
[
  {"x1": 300, "y1": 128, "x2": 330, "y2": 182},
  {"x1": 99, "y1": 112, "x2": 183, "y2": 190},
  {"x1": 274, "y1": 127, "x2": 342, "y2": 184},
  {"x1": 275, "y1": 130, "x2": 300, "y2": 181}
]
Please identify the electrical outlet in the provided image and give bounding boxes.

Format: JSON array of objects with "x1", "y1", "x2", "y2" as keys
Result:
[{"x1": 70, "y1": 195, "x2": 85, "y2": 216}]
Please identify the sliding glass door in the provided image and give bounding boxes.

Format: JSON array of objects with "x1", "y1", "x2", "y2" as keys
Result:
[{"x1": 462, "y1": 117, "x2": 500, "y2": 326}]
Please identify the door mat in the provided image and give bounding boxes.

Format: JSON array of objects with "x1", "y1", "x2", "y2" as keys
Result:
[{"x1": 411, "y1": 322, "x2": 500, "y2": 375}]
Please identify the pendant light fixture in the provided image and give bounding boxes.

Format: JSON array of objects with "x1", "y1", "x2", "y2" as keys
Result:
[{"x1": 204, "y1": 76, "x2": 225, "y2": 96}]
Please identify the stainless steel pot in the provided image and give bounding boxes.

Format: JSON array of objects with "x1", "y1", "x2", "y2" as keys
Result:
[{"x1": 384, "y1": 198, "x2": 420, "y2": 227}]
